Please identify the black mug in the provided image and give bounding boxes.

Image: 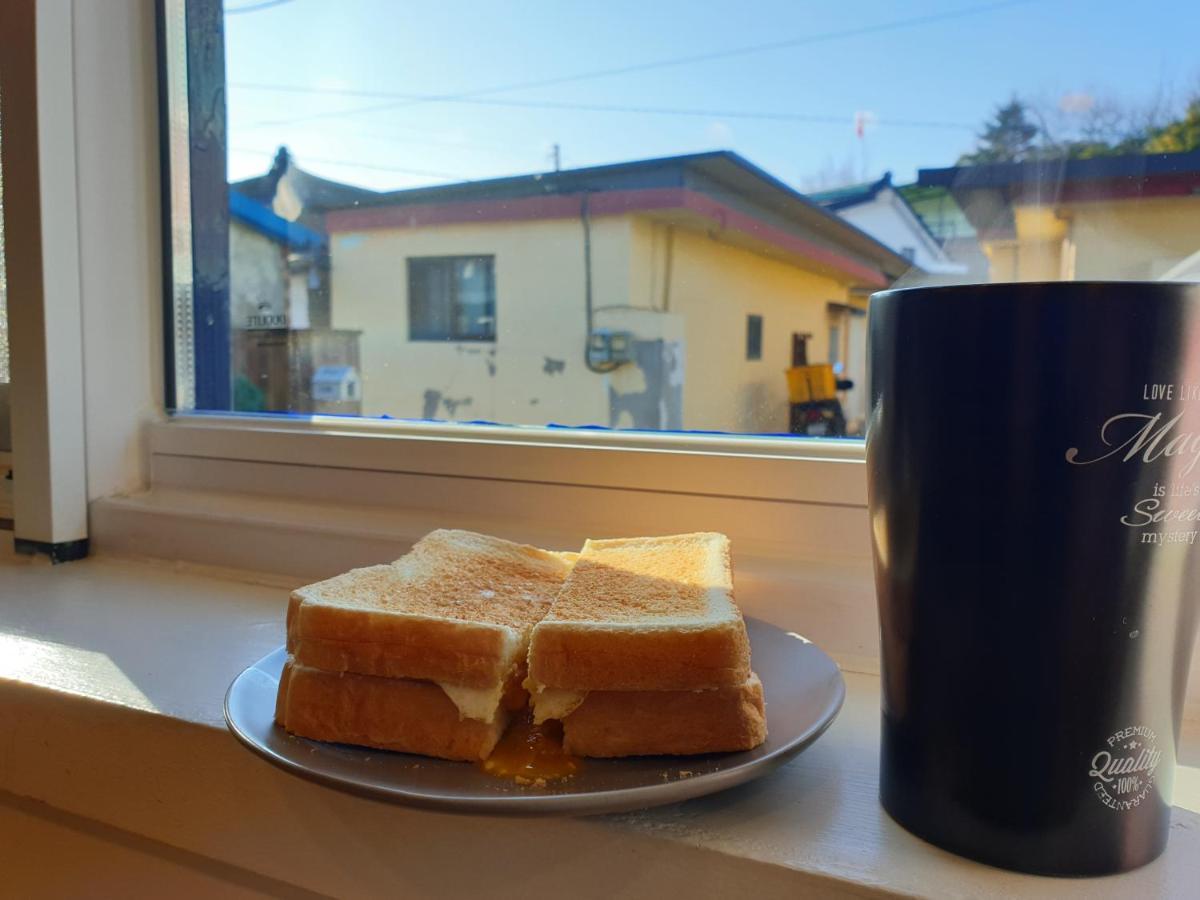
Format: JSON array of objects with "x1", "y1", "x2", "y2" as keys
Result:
[{"x1": 867, "y1": 281, "x2": 1200, "y2": 876}]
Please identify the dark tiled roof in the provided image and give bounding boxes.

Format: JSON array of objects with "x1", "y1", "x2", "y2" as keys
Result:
[
  {"x1": 918, "y1": 148, "x2": 1200, "y2": 189},
  {"x1": 231, "y1": 147, "x2": 380, "y2": 212},
  {"x1": 809, "y1": 173, "x2": 892, "y2": 210},
  {"x1": 321, "y1": 150, "x2": 914, "y2": 277}
]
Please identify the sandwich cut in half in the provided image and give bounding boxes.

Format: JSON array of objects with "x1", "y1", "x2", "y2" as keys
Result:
[
  {"x1": 526, "y1": 532, "x2": 767, "y2": 757},
  {"x1": 276, "y1": 529, "x2": 575, "y2": 761}
]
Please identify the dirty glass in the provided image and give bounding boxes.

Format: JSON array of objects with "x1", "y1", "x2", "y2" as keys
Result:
[{"x1": 164, "y1": 0, "x2": 1200, "y2": 437}]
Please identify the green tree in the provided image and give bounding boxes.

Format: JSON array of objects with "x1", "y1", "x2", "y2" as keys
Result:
[
  {"x1": 958, "y1": 98, "x2": 1040, "y2": 164},
  {"x1": 1145, "y1": 99, "x2": 1200, "y2": 153}
]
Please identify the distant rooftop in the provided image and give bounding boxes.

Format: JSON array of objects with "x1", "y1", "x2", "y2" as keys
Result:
[
  {"x1": 898, "y1": 184, "x2": 976, "y2": 241},
  {"x1": 918, "y1": 148, "x2": 1200, "y2": 192},
  {"x1": 323, "y1": 150, "x2": 916, "y2": 285},
  {"x1": 233, "y1": 147, "x2": 380, "y2": 214},
  {"x1": 808, "y1": 173, "x2": 894, "y2": 211},
  {"x1": 916, "y1": 148, "x2": 1200, "y2": 239},
  {"x1": 810, "y1": 171, "x2": 953, "y2": 248},
  {"x1": 229, "y1": 190, "x2": 326, "y2": 251}
]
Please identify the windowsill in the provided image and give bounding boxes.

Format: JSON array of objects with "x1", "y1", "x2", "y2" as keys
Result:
[{"x1": 3, "y1": 541, "x2": 1200, "y2": 897}]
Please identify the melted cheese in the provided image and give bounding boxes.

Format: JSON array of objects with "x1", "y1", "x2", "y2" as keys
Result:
[
  {"x1": 437, "y1": 679, "x2": 507, "y2": 723},
  {"x1": 529, "y1": 686, "x2": 588, "y2": 724}
]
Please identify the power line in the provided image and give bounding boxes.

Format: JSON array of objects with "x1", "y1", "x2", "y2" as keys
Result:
[
  {"x1": 234, "y1": 81, "x2": 974, "y2": 130},
  {"x1": 274, "y1": 121, "x2": 533, "y2": 153},
  {"x1": 242, "y1": 0, "x2": 1032, "y2": 128},
  {"x1": 226, "y1": 0, "x2": 295, "y2": 14},
  {"x1": 230, "y1": 146, "x2": 467, "y2": 181}
]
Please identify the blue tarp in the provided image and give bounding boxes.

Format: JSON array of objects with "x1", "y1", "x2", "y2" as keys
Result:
[{"x1": 229, "y1": 190, "x2": 327, "y2": 252}]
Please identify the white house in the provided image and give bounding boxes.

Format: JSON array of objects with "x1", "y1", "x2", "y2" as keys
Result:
[{"x1": 812, "y1": 173, "x2": 966, "y2": 277}]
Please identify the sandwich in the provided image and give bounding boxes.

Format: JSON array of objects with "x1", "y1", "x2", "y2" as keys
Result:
[
  {"x1": 525, "y1": 532, "x2": 767, "y2": 757},
  {"x1": 275, "y1": 529, "x2": 574, "y2": 761}
]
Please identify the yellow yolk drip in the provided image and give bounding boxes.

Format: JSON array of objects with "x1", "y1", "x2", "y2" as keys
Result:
[{"x1": 479, "y1": 713, "x2": 581, "y2": 785}]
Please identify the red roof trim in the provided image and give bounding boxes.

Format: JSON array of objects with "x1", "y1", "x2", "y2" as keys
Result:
[
  {"x1": 672, "y1": 191, "x2": 886, "y2": 287},
  {"x1": 326, "y1": 188, "x2": 886, "y2": 287}
]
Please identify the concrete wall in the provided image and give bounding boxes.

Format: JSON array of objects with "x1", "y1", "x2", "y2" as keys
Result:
[
  {"x1": 331, "y1": 214, "x2": 859, "y2": 433},
  {"x1": 1067, "y1": 197, "x2": 1200, "y2": 280},
  {"x1": 331, "y1": 216, "x2": 635, "y2": 426},
  {"x1": 984, "y1": 238, "x2": 1063, "y2": 282},
  {"x1": 654, "y1": 224, "x2": 855, "y2": 433},
  {"x1": 230, "y1": 222, "x2": 286, "y2": 329},
  {"x1": 984, "y1": 196, "x2": 1200, "y2": 282}
]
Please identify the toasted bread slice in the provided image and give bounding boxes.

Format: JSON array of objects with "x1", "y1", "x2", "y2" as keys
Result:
[
  {"x1": 528, "y1": 533, "x2": 751, "y2": 692},
  {"x1": 561, "y1": 674, "x2": 767, "y2": 757},
  {"x1": 275, "y1": 658, "x2": 510, "y2": 762},
  {"x1": 287, "y1": 530, "x2": 573, "y2": 689}
]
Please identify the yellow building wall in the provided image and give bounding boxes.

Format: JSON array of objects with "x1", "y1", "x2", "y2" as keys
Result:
[
  {"x1": 983, "y1": 238, "x2": 1063, "y2": 282},
  {"x1": 1065, "y1": 197, "x2": 1200, "y2": 280},
  {"x1": 630, "y1": 220, "x2": 855, "y2": 433},
  {"x1": 332, "y1": 214, "x2": 861, "y2": 433},
  {"x1": 984, "y1": 196, "x2": 1200, "y2": 282},
  {"x1": 330, "y1": 216, "x2": 638, "y2": 426}
]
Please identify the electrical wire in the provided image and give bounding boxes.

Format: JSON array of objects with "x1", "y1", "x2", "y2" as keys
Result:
[
  {"x1": 226, "y1": 0, "x2": 295, "y2": 15},
  {"x1": 273, "y1": 121, "x2": 532, "y2": 153},
  {"x1": 233, "y1": 83, "x2": 975, "y2": 131},
  {"x1": 230, "y1": 146, "x2": 467, "y2": 181},
  {"x1": 238, "y1": 0, "x2": 1033, "y2": 129}
]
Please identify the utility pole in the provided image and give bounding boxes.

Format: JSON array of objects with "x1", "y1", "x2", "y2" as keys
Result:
[{"x1": 551, "y1": 143, "x2": 561, "y2": 172}]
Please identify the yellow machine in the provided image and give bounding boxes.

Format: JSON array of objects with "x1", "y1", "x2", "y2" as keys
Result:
[
  {"x1": 786, "y1": 364, "x2": 840, "y2": 405},
  {"x1": 786, "y1": 334, "x2": 852, "y2": 436}
]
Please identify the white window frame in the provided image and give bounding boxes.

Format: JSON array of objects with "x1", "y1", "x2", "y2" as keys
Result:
[
  {"x1": 0, "y1": 0, "x2": 89, "y2": 556},
  {"x1": 10, "y1": 0, "x2": 871, "y2": 593}
]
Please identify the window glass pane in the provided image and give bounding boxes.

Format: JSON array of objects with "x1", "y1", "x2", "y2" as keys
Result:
[
  {"x1": 0, "y1": 90, "x2": 7, "y2": 387},
  {"x1": 408, "y1": 258, "x2": 454, "y2": 341},
  {"x1": 746, "y1": 315, "x2": 763, "y2": 361},
  {"x1": 0, "y1": 82, "x2": 10, "y2": 456},
  {"x1": 163, "y1": 0, "x2": 1200, "y2": 437},
  {"x1": 454, "y1": 257, "x2": 495, "y2": 341}
]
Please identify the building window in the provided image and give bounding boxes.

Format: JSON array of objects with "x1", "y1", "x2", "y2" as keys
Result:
[
  {"x1": 746, "y1": 314, "x2": 763, "y2": 360},
  {"x1": 408, "y1": 256, "x2": 495, "y2": 342}
]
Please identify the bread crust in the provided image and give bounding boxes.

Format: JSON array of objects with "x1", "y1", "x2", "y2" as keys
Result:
[
  {"x1": 562, "y1": 674, "x2": 767, "y2": 757},
  {"x1": 529, "y1": 619, "x2": 750, "y2": 691},
  {"x1": 528, "y1": 533, "x2": 751, "y2": 691},
  {"x1": 275, "y1": 659, "x2": 509, "y2": 762},
  {"x1": 289, "y1": 614, "x2": 513, "y2": 688},
  {"x1": 287, "y1": 530, "x2": 574, "y2": 687}
]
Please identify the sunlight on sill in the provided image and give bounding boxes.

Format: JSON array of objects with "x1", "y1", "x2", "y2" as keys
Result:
[{"x1": 0, "y1": 632, "x2": 157, "y2": 714}]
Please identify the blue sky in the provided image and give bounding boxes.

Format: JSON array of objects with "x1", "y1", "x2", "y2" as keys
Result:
[{"x1": 225, "y1": 0, "x2": 1200, "y2": 193}]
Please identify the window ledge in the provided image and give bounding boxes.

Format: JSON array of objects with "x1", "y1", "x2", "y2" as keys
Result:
[
  {"x1": 3, "y1": 544, "x2": 1200, "y2": 898},
  {"x1": 151, "y1": 414, "x2": 870, "y2": 507}
]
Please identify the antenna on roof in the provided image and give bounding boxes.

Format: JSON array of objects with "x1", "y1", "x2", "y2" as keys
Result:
[{"x1": 551, "y1": 143, "x2": 562, "y2": 172}]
